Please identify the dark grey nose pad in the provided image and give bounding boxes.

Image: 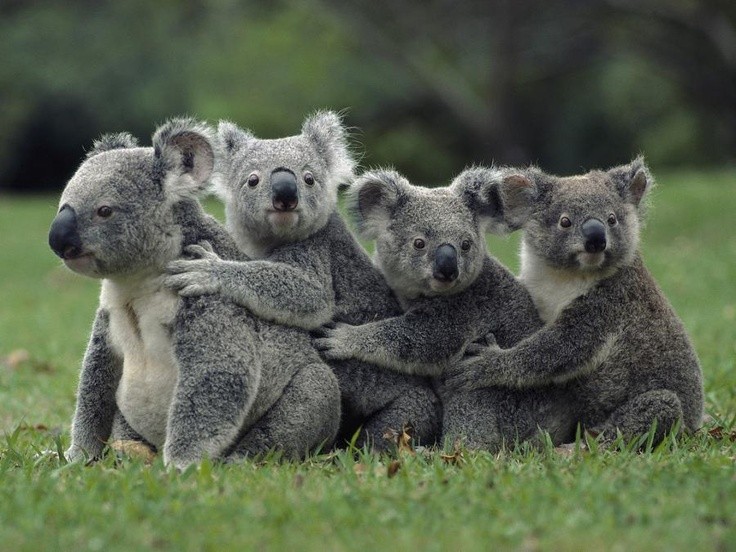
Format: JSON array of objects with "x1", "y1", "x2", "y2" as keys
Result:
[
  {"x1": 581, "y1": 218, "x2": 607, "y2": 253},
  {"x1": 433, "y1": 243, "x2": 459, "y2": 282},
  {"x1": 48, "y1": 205, "x2": 83, "y2": 259},
  {"x1": 271, "y1": 169, "x2": 298, "y2": 212}
]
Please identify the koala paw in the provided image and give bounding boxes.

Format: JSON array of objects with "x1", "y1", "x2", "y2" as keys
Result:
[
  {"x1": 312, "y1": 322, "x2": 359, "y2": 361},
  {"x1": 164, "y1": 245, "x2": 223, "y2": 297},
  {"x1": 63, "y1": 444, "x2": 95, "y2": 464}
]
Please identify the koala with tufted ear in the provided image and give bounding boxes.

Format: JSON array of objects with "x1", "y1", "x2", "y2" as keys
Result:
[
  {"x1": 444, "y1": 159, "x2": 704, "y2": 445},
  {"x1": 49, "y1": 119, "x2": 340, "y2": 469},
  {"x1": 314, "y1": 168, "x2": 578, "y2": 450},
  {"x1": 164, "y1": 111, "x2": 441, "y2": 450}
]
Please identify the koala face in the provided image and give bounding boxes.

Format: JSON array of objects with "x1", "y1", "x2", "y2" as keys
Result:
[
  {"x1": 502, "y1": 159, "x2": 652, "y2": 275},
  {"x1": 349, "y1": 169, "x2": 496, "y2": 299},
  {"x1": 48, "y1": 121, "x2": 216, "y2": 279},
  {"x1": 215, "y1": 111, "x2": 355, "y2": 253}
]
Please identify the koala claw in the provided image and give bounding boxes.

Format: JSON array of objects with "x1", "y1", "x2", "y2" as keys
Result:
[
  {"x1": 184, "y1": 241, "x2": 219, "y2": 261},
  {"x1": 164, "y1": 267, "x2": 221, "y2": 297},
  {"x1": 463, "y1": 343, "x2": 486, "y2": 357},
  {"x1": 312, "y1": 323, "x2": 357, "y2": 360}
]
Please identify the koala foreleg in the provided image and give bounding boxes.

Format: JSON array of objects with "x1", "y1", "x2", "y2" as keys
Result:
[{"x1": 66, "y1": 310, "x2": 123, "y2": 463}]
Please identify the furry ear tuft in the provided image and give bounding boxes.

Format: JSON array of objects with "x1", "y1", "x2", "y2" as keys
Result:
[
  {"x1": 152, "y1": 117, "x2": 217, "y2": 199},
  {"x1": 302, "y1": 110, "x2": 356, "y2": 189},
  {"x1": 347, "y1": 169, "x2": 408, "y2": 239},
  {"x1": 86, "y1": 133, "x2": 139, "y2": 158},
  {"x1": 451, "y1": 166, "x2": 536, "y2": 234},
  {"x1": 607, "y1": 156, "x2": 654, "y2": 208},
  {"x1": 217, "y1": 120, "x2": 257, "y2": 154}
]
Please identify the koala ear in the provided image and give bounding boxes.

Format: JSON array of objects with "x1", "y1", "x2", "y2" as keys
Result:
[
  {"x1": 451, "y1": 167, "x2": 536, "y2": 234},
  {"x1": 302, "y1": 110, "x2": 356, "y2": 188},
  {"x1": 217, "y1": 120, "x2": 257, "y2": 155},
  {"x1": 347, "y1": 169, "x2": 408, "y2": 239},
  {"x1": 607, "y1": 156, "x2": 654, "y2": 207},
  {"x1": 152, "y1": 118, "x2": 216, "y2": 199},
  {"x1": 86, "y1": 132, "x2": 139, "y2": 158}
]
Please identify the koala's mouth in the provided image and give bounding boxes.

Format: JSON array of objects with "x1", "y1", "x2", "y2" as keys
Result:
[
  {"x1": 428, "y1": 277, "x2": 459, "y2": 293},
  {"x1": 266, "y1": 210, "x2": 300, "y2": 229},
  {"x1": 576, "y1": 251, "x2": 606, "y2": 270},
  {"x1": 63, "y1": 252, "x2": 96, "y2": 273}
]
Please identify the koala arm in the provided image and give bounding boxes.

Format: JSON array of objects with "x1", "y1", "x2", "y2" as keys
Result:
[
  {"x1": 166, "y1": 241, "x2": 334, "y2": 330},
  {"x1": 446, "y1": 288, "x2": 619, "y2": 391},
  {"x1": 313, "y1": 302, "x2": 476, "y2": 376},
  {"x1": 66, "y1": 309, "x2": 123, "y2": 462}
]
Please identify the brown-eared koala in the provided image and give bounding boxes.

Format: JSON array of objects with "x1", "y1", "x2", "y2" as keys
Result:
[
  {"x1": 314, "y1": 168, "x2": 575, "y2": 449},
  {"x1": 164, "y1": 111, "x2": 441, "y2": 450},
  {"x1": 48, "y1": 119, "x2": 340, "y2": 469},
  {"x1": 444, "y1": 158, "x2": 704, "y2": 445}
]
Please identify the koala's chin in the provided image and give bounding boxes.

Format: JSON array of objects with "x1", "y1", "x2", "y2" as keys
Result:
[
  {"x1": 63, "y1": 254, "x2": 103, "y2": 279},
  {"x1": 267, "y1": 211, "x2": 300, "y2": 232}
]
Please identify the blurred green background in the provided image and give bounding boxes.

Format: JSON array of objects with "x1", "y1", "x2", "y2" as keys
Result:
[{"x1": 1, "y1": 0, "x2": 734, "y2": 192}]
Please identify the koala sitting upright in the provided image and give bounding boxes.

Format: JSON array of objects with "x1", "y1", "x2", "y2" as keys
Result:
[
  {"x1": 445, "y1": 159, "x2": 704, "y2": 444},
  {"x1": 165, "y1": 112, "x2": 441, "y2": 449},
  {"x1": 49, "y1": 119, "x2": 340, "y2": 469},
  {"x1": 314, "y1": 168, "x2": 577, "y2": 449}
]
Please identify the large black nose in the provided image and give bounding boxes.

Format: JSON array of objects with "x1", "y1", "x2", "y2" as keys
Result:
[
  {"x1": 581, "y1": 218, "x2": 607, "y2": 253},
  {"x1": 49, "y1": 205, "x2": 83, "y2": 259},
  {"x1": 271, "y1": 169, "x2": 298, "y2": 212},
  {"x1": 433, "y1": 243, "x2": 459, "y2": 282}
]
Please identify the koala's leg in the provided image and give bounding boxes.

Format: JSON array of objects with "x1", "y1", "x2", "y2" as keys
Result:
[
  {"x1": 590, "y1": 389, "x2": 683, "y2": 446},
  {"x1": 227, "y1": 362, "x2": 341, "y2": 461},
  {"x1": 165, "y1": 297, "x2": 262, "y2": 470}
]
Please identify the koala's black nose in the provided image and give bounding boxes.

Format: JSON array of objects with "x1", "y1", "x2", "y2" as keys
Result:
[
  {"x1": 49, "y1": 204, "x2": 83, "y2": 259},
  {"x1": 433, "y1": 244, "x2": 459, "y2": 282},
  {"x1": 582, "y1": 218, "x2": 607, "y2": 253},
  {"x1": 271, "y1": 169, "x2": 298, "y2": 212}
]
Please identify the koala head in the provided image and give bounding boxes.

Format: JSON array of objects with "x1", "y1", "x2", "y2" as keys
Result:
[
  {"x1": 214, "y1": 110, "x2": 356, "y2": 254},
  {"x1": 499, "y1": 158, "x2": 653, "y2": 275},
  {"x1": 48, "y1": 119, "x2": 216, "y2": 279},
  {"x1": 348, "y1": 167, "x2": 509, "y2": 299}
]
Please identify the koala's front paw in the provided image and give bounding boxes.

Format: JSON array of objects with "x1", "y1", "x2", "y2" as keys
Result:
[
  {"x1": 313, "y1": 322, "x2": 360, "y2": 361},
  {"x1": 64, "y1": 444, "x2": 97, "y2": 464},
  {"x1": 444, "y1": 345, "x2": 502, "y2": 392},
  {"x1": 164, "y1": 245, "x2": 223, "y2": 297}
]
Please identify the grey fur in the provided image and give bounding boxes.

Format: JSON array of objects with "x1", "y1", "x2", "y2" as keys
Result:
[
  {"x1": 317, "y1": 168, "x2": 573, "y2": 450},
  {"x1": 53, "y1": 118, "x2": 339, "y2": 469},
  {"x1": 164, "y1": 112, "x2": 441, "y2": 449},
  {"x1": 444, "y1": 159, "x2": 704, "y2": 445}
]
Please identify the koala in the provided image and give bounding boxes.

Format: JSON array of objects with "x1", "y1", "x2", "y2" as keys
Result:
[
  {"x1": 48, "y1": 119, "x2": 340, "y2": 469},
  {"x1": 164, "y1": 111, "x2": 441, "y2": 450},
  {"x1": 314, "y1": 168, "x2": 576, "y2": 450},
  {"x1": 444, "y1": 158, "x2": 704, "y2": 445}
]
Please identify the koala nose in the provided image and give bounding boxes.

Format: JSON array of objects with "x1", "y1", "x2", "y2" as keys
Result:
[
  {"x1": 49, "y1": 204, "x2": 83, "y2": 259},
  {"x1": 271, "y1": 169, "x2": 298, "y2": 212},
  {"x1": 581, "y1": 218, "x2": 607, "y2": 253},
  {"x1": 433, "y1": 244, "x2": 459, "y2": 282}
]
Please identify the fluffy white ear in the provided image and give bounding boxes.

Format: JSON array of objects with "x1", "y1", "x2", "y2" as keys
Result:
[
  {"x1": 347, "y1": 169, "x2": 409, "y2": 239},
  {"x1": 86, "y1": 132, "x2": 139, "y2": 158},
  {"x1": 302, "y1": 110, "x2": 356, "y2": 189},
  {"x1": 451, "y1": 166, "x2": 536, "y2": 234},
  {"x1": 607, "y1": 156, "x2": 654, "y2": 208},
  {"x1": 152, "y1": 118, "x2": 216, "y2": 199}
]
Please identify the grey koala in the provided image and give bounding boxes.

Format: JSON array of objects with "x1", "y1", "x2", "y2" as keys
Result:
[
  {"x1": 164, "y1": 111, "x2": 441, "y2": 449},
  {"x1": 444, "y1": 158, "x2": 704, "y2": 445},
  {"x1": 48, "y1": 119, "x2": 340, "y2": 469},
  {"x1": 314, "y1": 168, "x2": 576, "y2": 449}
]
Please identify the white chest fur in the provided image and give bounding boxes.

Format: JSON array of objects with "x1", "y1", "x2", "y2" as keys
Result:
[
  {"x1": 519, "y1": 242, "x2": 599, "y2": 324},
  {"x1": 101, "y1": 277, "x2": 180, "y2": 448}
]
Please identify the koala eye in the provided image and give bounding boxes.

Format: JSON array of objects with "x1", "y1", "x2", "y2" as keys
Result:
[
  {"x1": 413, "y1": 238, "x2": 426, "y2": 250},
  {"x1": 97, "y1": 206, "x2": 113, "y2": 218},
  {"x1": 607, "y1": 213, "x2": 617, "y2": 226},
  {"x1": 247, "y1": 173, "x2": 260, "y2": 188},
  {"x1": 461, "y1": 239, "x2": 472, "y2": 251},
  {"x1": 303, "y1": 172, "x2": 315, "y2": 186},
  {"x1": 559, "y1": 216, "x2": 572, "y2": 229}
]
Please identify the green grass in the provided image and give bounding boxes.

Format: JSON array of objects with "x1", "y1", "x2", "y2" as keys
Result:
[{"x1": 1, "y1": 170, "x2": 736, "y2": 551}]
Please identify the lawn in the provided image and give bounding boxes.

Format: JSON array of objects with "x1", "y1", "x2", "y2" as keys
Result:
[{"x1": 1, "y1": 169, "x2": 735, "y2": 551}]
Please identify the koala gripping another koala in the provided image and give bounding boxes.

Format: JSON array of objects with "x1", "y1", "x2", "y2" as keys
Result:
[
  {"x1": 49, "y1": 119, "x2": 340, "y2": 469},
  {"x1": 314, "y1": 168, "x2": 577, "y2": 449},
  {"x1": 165, "y1": 111, "x2": 441, "y2": 450},
  {"x1": 445, "y1": 159, "x2": 704, "y2": 445}
]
